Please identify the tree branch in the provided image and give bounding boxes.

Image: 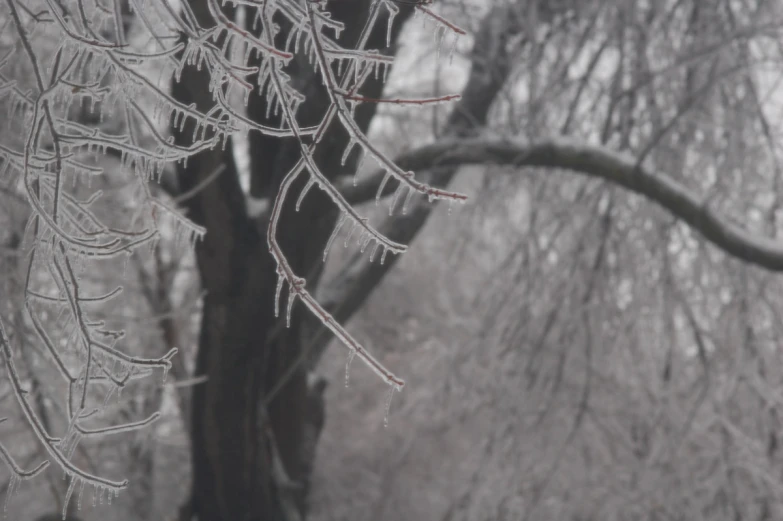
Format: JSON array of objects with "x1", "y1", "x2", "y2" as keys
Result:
[
  {"x1": 386, "y1": 137, "x2": 783, "y2": 271},
  {"x1": 317, "y1": 136, "x2": 783, "y2": 357}
]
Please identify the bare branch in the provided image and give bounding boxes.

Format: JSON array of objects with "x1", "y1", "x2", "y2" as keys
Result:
[{"x1": 349, "y1": 138, "x2": 783, "y2": 271}]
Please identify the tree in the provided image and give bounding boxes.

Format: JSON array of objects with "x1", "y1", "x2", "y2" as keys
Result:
[
  {"x1": 312, "y1": 2, "x2": 783, "y2": 520},
  {"x1": 0, "y1": 0, "x2": 465, "y2": 519},
  {"x1": 4, "y1": 0, "x2": 783, "y2": 521}
]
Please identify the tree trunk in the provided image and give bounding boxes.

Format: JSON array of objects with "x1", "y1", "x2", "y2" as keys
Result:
[{"x1": 171, "y1": 2, "x2": 411, "y2": 519}]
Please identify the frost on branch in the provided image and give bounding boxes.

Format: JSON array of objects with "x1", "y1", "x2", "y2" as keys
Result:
[
  {"x1": 264, "y1": 0, "x2": 467, "y2": 395},
  {"x1": 0, "y1": 0, "x2": 466, "y2": 509}
]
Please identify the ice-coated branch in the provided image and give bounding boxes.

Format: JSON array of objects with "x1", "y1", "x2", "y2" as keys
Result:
[
  {"x1": 306, "y1": 2, "x2": 467, "y2": 206},
  {"x1": 0, "y1": 316, "x2": 129, "y2": 510},
  {"x1": 2, "y1": 0, "x2": 195, "y2": 510},
  {"x1": 267, "y1": 167, "x2": 406, "y2": 391},
  {"x1": 264, "y1": 0, "x2": 407, "y2": 391},
  {"x1": 0, "y1": 438, "x2": 49, "y2": 480},
  {"x1": 262, "y1": 0, "x2": 466, "y2": 394},
  {"x1": 0, "y1": 435, "x2": 49, "y2": 514},
  {"x1": 0, "y1": 0, "x2": 472, "y2": 507}
]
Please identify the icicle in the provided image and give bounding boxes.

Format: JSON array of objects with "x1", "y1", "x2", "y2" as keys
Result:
[
  {"x1": 383, "y1": 385, "x2": 396, "y2": 428},
  {"x1": 389, "y1": 184, "x2": 404, "y2": 215},
  {"x1": 345, "y1": 350, "x2": 356, "y2": 388},
  {"x1": 353, "y1": 230, "x2": 365, "y2": 249},
  {"x1": 402, "y1": 187, "x2": 415, "y2": 215},
  {"x1": 286, "y1": 287, "x2": 297, "y2": 328},
  {"x1": 376, "y1": 172, "x2": 391, "y2": 205},
  {"x1": 4, "y1": 475, "x2": 19, "y2": 513},
  {"x1": 385, "y1": 1, "x2": 399, "y2": 48},
  {"x1": 380, "y1": 247, "x2": 389, "y2": 265},
  {"x1": 369, "y1": 242, "x2": 381, "y2": 262},
  {"x1": 354, "y1": 149, "x2": 367, "y2": 187},
  {"x1": 274, "y1": 270, "x2": 284, "y2": 317},
  {"x1": 273, "y1": 95, "x2": 283, "y2": 118},
  {"x1": 104, "y1": 384, "x2": 117, "y2": 408},
  {"x1": 435, "y1": 26, "x2": 446, "y2": 61},
  {"x1": 294, "y1": 23, "x2": 304, "y2": 54},
  {"x1": 449, "y1": 33, "x2": 458, "y2": 65},
  {"x1": 343, "y1": 219, "x2": 358, "y2": 248},
  {"x1": 360, "y1": 234, "x2": 372, "y2": 253},
  {"x1": 285, "y1": 22, "x2": 297, "y2": 52},
  {"x1": 296, "y1": 176, "x2": 315, "y2": 211},
  {"x1": 77, "y1": 480, "x2": 86, "y2": 511},
  {"x1": 122, "y1": 251, "x2": 129, "y2": 278},
  {"x1": 324, "y1": 213, "x2": 347, "y2": 261}
]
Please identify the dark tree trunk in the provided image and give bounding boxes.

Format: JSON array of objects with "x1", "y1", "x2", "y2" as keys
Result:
[{"x1": 170, "y1": 2, "x2": 412, "y2": 520}]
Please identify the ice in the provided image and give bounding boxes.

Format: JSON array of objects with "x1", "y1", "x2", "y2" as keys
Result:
[
  {"x1": 324, "y1": 213, "x2": 347, "y2": 261},
  {"x1": 3, "y1": 475, "x2": 18, "y2": 513},
  {"x1": 383, "y1": 385, "x2": 396, "y2": 428},
  {"x1": 343, "y1": 219, "x2": 358, "y2": 248},
  {"x1": 345, "y1": 350, "x2": 356, "y2": 388},
  {"x1": 274, "y1": 270, "x2": 284, "y2": 318},
  {"x1": 402, "y1": 187, "x2": 415, "y2": 215},
  {"x1": 376, "y1": 171, "x2": 391, "y2": 205},
  {"x1": 389, "y1": 184, "x2": 404, "y2": 215},
  {"x1": 385, "y1": 1, "x2": 399, "y2": 49}
]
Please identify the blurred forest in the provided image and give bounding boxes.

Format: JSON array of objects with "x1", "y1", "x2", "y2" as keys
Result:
[{"x1": 5, "y1": 0, "x2": 783, "y2": 521}]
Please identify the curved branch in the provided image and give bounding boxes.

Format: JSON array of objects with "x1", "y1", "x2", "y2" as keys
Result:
[{"x1": 346, "y1": 137, "x2": 783, "y2": 272}]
